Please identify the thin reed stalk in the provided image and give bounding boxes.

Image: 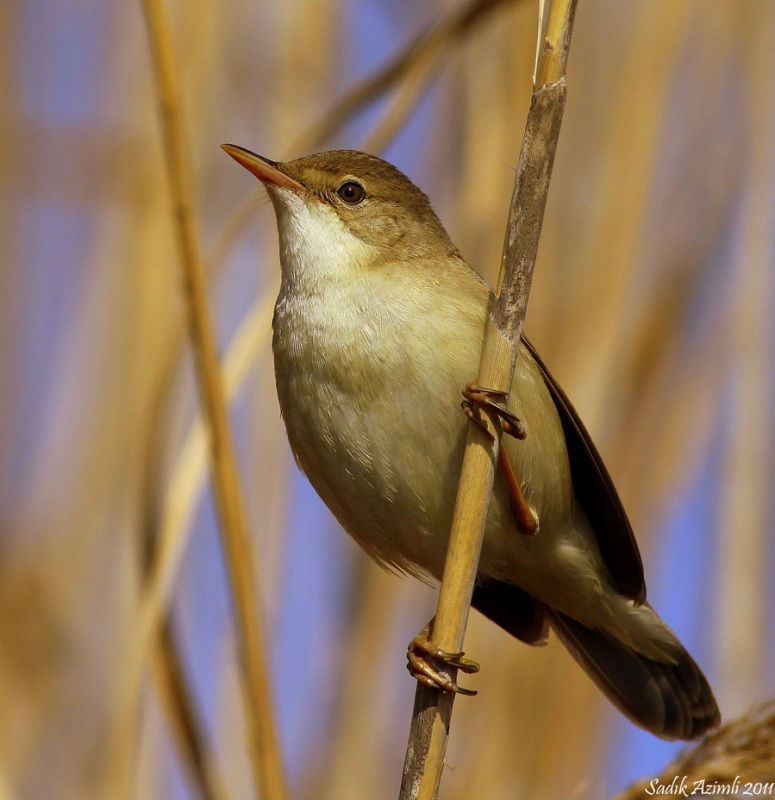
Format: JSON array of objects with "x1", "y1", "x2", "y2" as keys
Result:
[
  {"x1": 398, "y1": 2, "x2": 578, "y2": 798},
  {"x1": 140, "y1": 2, "x2": 287, "y2": 799},
  {"x1": 717, "y1": 0, "x2": 773, "y2": 712},
  {"x1": 295, "y1": 0, "x2": 517, "y2": 152},
  {"x1": 152, "y1": 621, "x2": 231, "y2": 800}
]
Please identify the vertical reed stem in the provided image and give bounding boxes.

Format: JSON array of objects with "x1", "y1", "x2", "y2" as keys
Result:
[
  {"x1": 399, "y1": 2, "x2": 578, "y2": 797},
  {"x1": 140, "y1": 3, "x2": 288, "y2": 799}
]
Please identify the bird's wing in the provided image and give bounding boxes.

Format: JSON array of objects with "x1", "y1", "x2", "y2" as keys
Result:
[
  {"x1": 521, "y1": 337, "x2": 646, "y2": 603},
  {"x1": 471, "y1": 580, "x2": 549, "y2": 645}
]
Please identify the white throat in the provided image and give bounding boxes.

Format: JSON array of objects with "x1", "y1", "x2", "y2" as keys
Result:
[{"x1": 269, "y1": 187, "x2": 378, "y2": 295}]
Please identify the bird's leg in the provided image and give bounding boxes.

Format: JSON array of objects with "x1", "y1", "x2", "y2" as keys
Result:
[
  {"x1": 461, "y1": 384, "x2": 526, "y2": 441},
  {"x1": 406, "y1": 618, "x2": 480, "y2": 696},
  {"x1": 499, "y1": 449, "x2": 539, "y2": 536},
  {"x1": 461, "y1": 384, "x2": 538, "y2": 536}
]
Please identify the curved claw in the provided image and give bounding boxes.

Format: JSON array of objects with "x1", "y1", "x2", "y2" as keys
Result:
[
  {"x1": 461, "y1": 383, "x2": 526, "y2": 441},
  {"x1": 410, "y1": 633, "x2": 480, "y2": 673},
  {"x1": 406, "y1": 633, "x2": 480, "y2": 696}
]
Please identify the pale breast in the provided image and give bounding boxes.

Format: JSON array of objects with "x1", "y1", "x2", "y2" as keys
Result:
[{"x1": 271, "y1": 264, "x2": 488, "y2": 577}]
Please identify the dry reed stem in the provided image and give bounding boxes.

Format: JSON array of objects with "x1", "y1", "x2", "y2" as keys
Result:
[
  {"x1": 313, "y1": 565, "x2": 409, "y2": 800},
  {"x1": 361, "y1": 42, "x2": 445, "y2": 155},
  {"x1": 398, "y1": 2, "x2": 578, "y2": 798},
  {"x1": 136, "y1": 106, "x2": 275, "y2": 794},
  {"x1": 140, "y1": 3, "x2": 287, "y2": 800},
  {"x1": 140, "y1": 424, "x2": 226, "y2": 800},
  {"x1": 109, "y1": 294, "x2": 274, "y2": 798},
  {"x1": 152, "y1": 622, "x2": 231, "y2": 800},
  {"x1": 610, "y1": 10, "x2": 740, "y2": 514},
  {"x1": 352, "y1": 0, "x2": 520, "y2": 153},
  {"x1": 612, "y1": 700, "x2": 775, "y2": 800},
  {"x1": 137, "y1": 303, "x2": 217, "y2": 800},
  {"x1": 205, "y1": 195, "x2": 265, "y2": 277},
  {"x1": 113, "y1": 296, "x2": 276, "y2": 797},
  {"x1": 551, "y1": 1, "x2": 694, "y2": 436},
  {"x1": 295, "y1": 0, "x2": 517, "y2": 152},
  {"x1": 717, "y1": 0, "x2": 773, "y2": 711},
  {"x1": 138, "y1": 209, "x2": 273, "y2": 800}
]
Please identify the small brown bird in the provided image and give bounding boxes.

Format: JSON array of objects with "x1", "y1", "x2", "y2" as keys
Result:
[{"x1": 223, "y1": 143, "x2": 720, "y2": 741}]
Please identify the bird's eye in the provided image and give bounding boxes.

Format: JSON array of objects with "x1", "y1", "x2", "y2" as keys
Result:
[{"x1": 336, "y1": 181, "x2": 366, "y2": 205}]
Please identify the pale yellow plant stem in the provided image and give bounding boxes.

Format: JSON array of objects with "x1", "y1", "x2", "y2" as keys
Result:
[
  {"x1": 295, "y1": 0, "x2": 517, "y2": 152},
  {"x1": 140, "y1": 2, "x2": 287, "y2": 799},
  {"x1": 399, "y1": 1, "x2": 578, "y2": 798}
]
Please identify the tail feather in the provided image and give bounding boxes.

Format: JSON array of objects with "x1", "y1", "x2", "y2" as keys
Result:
[{"x1": 547, "y1": 609, "x2": 720, "y2": 741}]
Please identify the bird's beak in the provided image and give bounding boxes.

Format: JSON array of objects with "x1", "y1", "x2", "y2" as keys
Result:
[{"x1": 221, "y1": 144, "x2": 305, "y2": 191}]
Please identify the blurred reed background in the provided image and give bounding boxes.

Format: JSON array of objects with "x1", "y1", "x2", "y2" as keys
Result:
[{"x1": 2, "y1": 1, "x2": 773, "y2": 799}]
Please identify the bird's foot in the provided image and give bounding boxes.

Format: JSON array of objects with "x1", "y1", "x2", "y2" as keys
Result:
[
  {"x1": 461, "y1": 384, "x2": 526, "y2": 441},
  {"x1": 406, "y1": 630, "x2": 480, "y2": 696}
]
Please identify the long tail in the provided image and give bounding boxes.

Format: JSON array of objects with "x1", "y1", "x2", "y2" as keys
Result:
[{"x1": 546, "y1": 608, "x2": 720, "y2": 741}]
